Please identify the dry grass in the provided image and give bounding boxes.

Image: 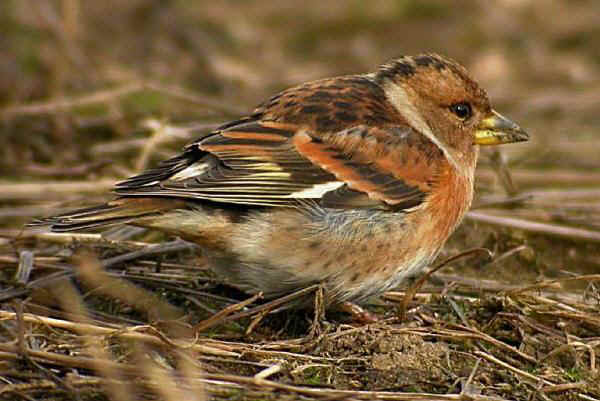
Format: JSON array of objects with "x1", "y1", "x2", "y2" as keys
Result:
[
  {"x1": 2, "y1": 1, "x2": 600, "y2": 400},
  {"x1": 1, "y1": 243, "x2": 599, "y2": 400}
]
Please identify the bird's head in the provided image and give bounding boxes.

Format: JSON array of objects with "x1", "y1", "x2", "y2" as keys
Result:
[{"x1": 376, "y1": 53, "x2": 528, "y2": 173}]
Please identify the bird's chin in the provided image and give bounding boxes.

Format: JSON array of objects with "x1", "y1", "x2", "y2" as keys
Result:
[{"x1": 451, "y1": 146, "x2": 480, "y2": 177}]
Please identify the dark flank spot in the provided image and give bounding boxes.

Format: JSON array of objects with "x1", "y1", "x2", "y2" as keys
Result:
[
  {"x1": 360, "y1": 244, "x2": 368, "y2": 252},
  {"x1": 376, "y1": 242, "x2": 385, "y2": 250},
  {"x1": 350, "y1": 272, "x2": 360, "y2": 282},
  {"x1": 308, "y1": 241, "x2": 320, "y2": 249},
  {"x1": 335, "y1": 111, "x2": 357, "y2": 123},
  {"x1": 284, "y1": 101, "x2": 298, "y2": 107},
  {"x1": 301, "y1": 104, "x2": 328, "y2": 114},
  {"x1": 315, "y1": 116, "x2": 337, "y2": 130},
  {"x1": 334, "y1": 101, "x2": 353, "y2": 109},
  {"x1": 306, "y1": 91, "x2": 334, "y2": 102}
]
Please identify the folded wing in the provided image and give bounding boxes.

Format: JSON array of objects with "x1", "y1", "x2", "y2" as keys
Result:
[{"x1": 115, "y1": 119, "x2": 438, "y2": 211}]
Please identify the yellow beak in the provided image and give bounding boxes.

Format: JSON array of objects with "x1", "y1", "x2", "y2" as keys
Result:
[{"x1": 475, "y1": 110, "x2": 529, "y2": 146}]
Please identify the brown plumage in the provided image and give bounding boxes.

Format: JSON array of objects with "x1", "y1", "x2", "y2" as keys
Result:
[{"x1": 31, "y1": 54, "x2": 528, "y2": 305}]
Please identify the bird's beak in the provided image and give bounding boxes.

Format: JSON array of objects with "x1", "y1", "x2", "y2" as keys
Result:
[{"x1": 474, "y1": 110, "x2": 529, "y2": 146}]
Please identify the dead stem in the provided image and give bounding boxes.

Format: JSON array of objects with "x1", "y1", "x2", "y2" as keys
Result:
[
  {"x1": 0, "y1": 310, "x2": 237, "y2": 357},
  {"x1": 0, "y1": 180, "x2": 116, "y2": 200},
  {"x1": 194, "y1": 293, "x2": 262, "y2": 333},
  {"x1": 467, "y1": 211, "x2": 600, "y2": 243}
]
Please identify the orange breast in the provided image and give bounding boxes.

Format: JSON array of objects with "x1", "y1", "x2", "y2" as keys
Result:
[{"x1": 423, "y1": 162, "x2": 474, "y2": 249}]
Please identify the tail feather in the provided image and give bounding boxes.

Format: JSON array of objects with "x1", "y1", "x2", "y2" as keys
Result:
[{"x1": 28, "y1": 198, "x2": 186, "y2": 232}]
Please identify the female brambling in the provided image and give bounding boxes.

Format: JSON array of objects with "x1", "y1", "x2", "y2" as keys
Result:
[{"x1": 34, "y1": 54, "x2": 528, "y2": 306}]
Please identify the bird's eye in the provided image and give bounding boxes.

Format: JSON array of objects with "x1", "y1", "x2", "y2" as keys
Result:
[{"x1": 450, "y1": 102, "x2": 472, "y2": 120}]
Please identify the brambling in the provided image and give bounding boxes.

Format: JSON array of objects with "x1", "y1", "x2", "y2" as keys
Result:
[{"x1": 33, "y1": 54, "x2": 528, "y2": 306}]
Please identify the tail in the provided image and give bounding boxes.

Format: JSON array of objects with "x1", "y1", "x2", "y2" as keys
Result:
[{"x1": 28, "y1": 197, "x2": 186, "y2": 232}]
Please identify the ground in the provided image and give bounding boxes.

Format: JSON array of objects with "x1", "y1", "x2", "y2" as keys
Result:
[{"x1": 1, "y1": 1, "x2": 599, "y2": 400}]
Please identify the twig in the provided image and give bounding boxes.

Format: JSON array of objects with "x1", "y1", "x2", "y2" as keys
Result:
[
  {"x1": 1, "y1": 84, "x2": 143, "y2": 118},
  {"x1": 467, "y1": 211, "x2": 600, "y2": 243},
  {"x1": 508, "y1": 274, "x2": 600, "y2": 296},
  {"x1": 194, "y1": 293, "x2": 262, "y2": 333},
  {"x1": 135, "y1": 120, "x2": 170, "y2": 171},
  {"x1": 473, "y1": 350, "x2": 553, "y2": 386},
  {"x1": 90, "y1": 122, "x2": 219, "y2": 156},
  {"x1": 143, "y1": 82, "x2": 246, "y2": 116},
  {"x1": 1, "y1": 81, "x2": 246, "y2": 119},
  {"x1": 0, "y1": 180, "x2": 116, "y2": 200},
  {"x1": 9, "y1": 231, "x2": 150, "y2": 248},
  {"x1": 0, "y1": 344, "x2": 511, "y2": 401},
  {"x1": 0, "y1": 311, "x2": 237, "y2": 357},
  {"x1": 15, "y1": 250, "x2": 34, "y2": 285},
  {"x1": 22, "y1": 160, "x2": 111, "y2": 177},
  {"x1": 220, "y1": 284, "x2": 320, "y2": 324},
  {"x1": 101, "y1": 240, "x2": 197, "y2": 268},
  {"x1": 540, "y1": 382, "x2": 587, "y2": 394},
  {"x1": 253, "y1": 364, "x2": 283, "y2": 380},
  {"x1": 476, "y1": 168, "x2": 600, "y2": 187},
  {"x1": 200, "y1": 372, "x2": 511, "y2": 401}
]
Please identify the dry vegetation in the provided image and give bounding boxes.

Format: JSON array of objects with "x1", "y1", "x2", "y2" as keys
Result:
[{"x1": 1, "y1": 1, "x2": 600, "y2": 400}]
